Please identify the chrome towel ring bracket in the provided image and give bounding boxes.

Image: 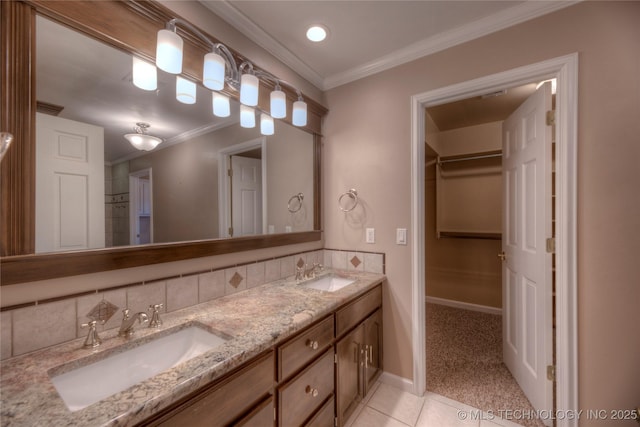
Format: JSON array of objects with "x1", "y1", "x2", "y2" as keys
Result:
[
  {"x1": 288, "y1": 193, "x2": 304, "y2": 213},
  {"x1": 338, "y1": 189, "x2": 359, "y2": 212}
]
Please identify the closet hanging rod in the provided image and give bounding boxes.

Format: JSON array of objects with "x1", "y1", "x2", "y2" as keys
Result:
[{"x1": 438, "y1": 151, "x2": 502, "y2": 165}]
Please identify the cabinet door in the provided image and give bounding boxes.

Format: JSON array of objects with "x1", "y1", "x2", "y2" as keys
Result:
[
  {"x1": 362, "y1": 309, "x2": 382, "y2": 396},
  {"x1": 336, "y1": 323, "x2": 363, "y2": 426}
]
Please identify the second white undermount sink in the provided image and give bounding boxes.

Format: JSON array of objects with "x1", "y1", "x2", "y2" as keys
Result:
[
  {"x1": 50, "y1": 325, "x2": 228, "y2": 412},
  {"x1": 303, "y1": 275, "x2": 355, "y2": 292}
]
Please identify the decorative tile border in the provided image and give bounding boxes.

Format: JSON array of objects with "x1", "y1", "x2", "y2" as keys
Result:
[{"x1": 0, "y1": 248, "x2": 385, "y2": 360}]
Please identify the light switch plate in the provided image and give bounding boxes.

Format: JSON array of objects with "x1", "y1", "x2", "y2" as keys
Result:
[
  {"x1": 396, "y1": 228, "x2": 407, "y2": 245},
  {"x1": 366, "y1": 228, "x2": 375, "y2": 243}
]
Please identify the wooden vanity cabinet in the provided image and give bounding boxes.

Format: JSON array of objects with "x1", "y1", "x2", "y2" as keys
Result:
[
  {"x1": 140, "y1": 351, "x2": 275, "y2": 427},
  {"x1": 335, "y1": 286, "x2": 383, "y2": 426},
  {"x1": 139, "y1": 282, "x2": 383, "y2": 427}
]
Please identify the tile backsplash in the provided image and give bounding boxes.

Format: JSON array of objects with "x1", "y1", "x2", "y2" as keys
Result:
[{"x1": 0, "y1": 249, "x2": 384, "y2": 360}]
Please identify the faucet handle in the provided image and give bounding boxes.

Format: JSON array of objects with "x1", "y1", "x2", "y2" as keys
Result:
[
  {"x1": 81, "y1": 320, "x2": 102, "y2": 349},
  {"x1": 148, "y1": 303, "x2": 163, "y2": 328},
  {"x1": 122, "y1": 308, "x2": 130, "y2": 320}
]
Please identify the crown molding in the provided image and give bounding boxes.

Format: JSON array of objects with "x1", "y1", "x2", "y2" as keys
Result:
[
  {"x1": 324, "y1": 1, "x2": 581, "y2": 89},
  {"x1": 200, "y1": 1, "x2": 581, "y2": 91},
  {"x1": 201, "y1": 0, "x2": 325, "y2": 90}
]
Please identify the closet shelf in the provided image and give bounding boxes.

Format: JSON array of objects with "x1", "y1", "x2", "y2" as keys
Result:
[{"x1": 438, "y1": 231, "x2": 502, "y2": 240}]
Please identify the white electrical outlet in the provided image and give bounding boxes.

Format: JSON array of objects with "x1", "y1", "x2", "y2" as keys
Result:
[
  {"x1": 396, "y1": 228, "x2": 407, "y2": 245},
  {"x1": 366, "y1": 228, "x2": 375, "y2": 243}
]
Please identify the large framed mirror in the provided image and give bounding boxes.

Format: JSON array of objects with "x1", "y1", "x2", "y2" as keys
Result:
[{"x1": 0, "y1": 0, "x2": 326, "y2": 285}]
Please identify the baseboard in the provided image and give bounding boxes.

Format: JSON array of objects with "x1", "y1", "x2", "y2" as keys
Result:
[
  {"x1": 426, "y1": 296, "x2": 502, "y2": 315},
  {"x1": 379, "y1": 371, "x2": 416, "y2": 394}
]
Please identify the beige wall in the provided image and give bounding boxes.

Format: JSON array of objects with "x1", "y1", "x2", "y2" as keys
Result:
[{"x1": 324, "y1": 1, "x2": 640, "y2": 422}]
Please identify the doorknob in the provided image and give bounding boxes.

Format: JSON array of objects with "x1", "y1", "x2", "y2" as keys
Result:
[{"x1": 498, "y1": 251, "x2": 506, "y2": 261}]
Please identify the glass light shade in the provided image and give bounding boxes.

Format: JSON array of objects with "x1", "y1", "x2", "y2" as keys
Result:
[
  {"x1": 156, "y1": 29, "x2": 183, "y2": 74},
  {"x1": 132, "y1": 57, "x2": 157, "y2": 91},
  {"x1": 212, "y1": 92, "x2": 230, "y2": 117},
  {"x1": 176, "y1": 76, "x2": 196, "y2": 104},
  {"x1": 124, "y1": 134, "x2": 162, "y2": 151},
  {"x1": 240, "y1": 73, "x2": 259, "y2": 106},
  {"x1": 270, "y1": 89, "x2": 286, "y2": 119},
  {"x1": 292, "y1": 100, "x2": 307, "y2": 127},
  {"x1": 203, "y1": 52, "x2": 226, "y2": 90},
  {"x1": 240, "y1": 105, "x2": 256, "y2": 128},
  {"x1": 260, "y1": 113, "x2": 274, "y2": 136}
]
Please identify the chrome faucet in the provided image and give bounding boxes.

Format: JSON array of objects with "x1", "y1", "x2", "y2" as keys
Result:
[
  {"x1": 303, "y1": 263, "x2": 323, "y2": 279},
  {"x1": 118, "y1": 309, "x2": 149, "y2": 338}
]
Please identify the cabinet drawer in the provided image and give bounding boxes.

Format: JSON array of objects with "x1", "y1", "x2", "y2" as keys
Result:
[
  {"x1": 150, "y1": 351, "x2": 275, "y2": 426},
  {"x1": 278, "y1": 315, "x2": 334, "y2": 381},
  {"x1": 305, "y1": 396, "x2": 335, "y2": 427},
  {"x1": 336, "y1": 285, "x2": 382, "y2": 338},
  {"x1": 278, "y1": 349, "x2": 334, "y2": 427}
]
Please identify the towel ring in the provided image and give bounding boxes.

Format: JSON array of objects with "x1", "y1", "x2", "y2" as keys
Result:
[
  {"x1": 338, "y1": 189, "x2": 359, "y2": 212},
  {"x1": 288, "y1": 193, "x2": 304, "y2": 213}
]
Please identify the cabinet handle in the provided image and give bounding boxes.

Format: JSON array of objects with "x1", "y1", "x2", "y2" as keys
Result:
[
  {"x1": 305, "y1": 385, "x2": 319, "y2": 397},
  {"x1": 364, "y1": 345, "x2": 369, "y2": 369},
  {"x1": 306, "y1": 339, "x2": 319, "y2": 350}
]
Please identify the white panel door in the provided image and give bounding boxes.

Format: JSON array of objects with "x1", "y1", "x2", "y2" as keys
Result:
[
  {"x1": 231, "y1": 156, "x2": 263, "y2": 236},
  {"x1": 36, "y1": 113, "x2": 104, "y2": 252},
  {"x1": 502, "y1": 83, "x2": 553, "y2": 422}
]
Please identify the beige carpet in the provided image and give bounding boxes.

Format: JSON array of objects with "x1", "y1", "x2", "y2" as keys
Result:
[{"x1": 426, "y1": 303, "x2": 545, "y2": 427}]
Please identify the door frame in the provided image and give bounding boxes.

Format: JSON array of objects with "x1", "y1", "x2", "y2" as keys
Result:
[
  {"x1": 410, "y1": 53, "x2": 578, "y2": 425},
  {"x1": 218, "y1": 137, "x2": 267, "y2": 237},
  {"x1": 129, "y1": 168, "x2": 153, "y2": 245}
]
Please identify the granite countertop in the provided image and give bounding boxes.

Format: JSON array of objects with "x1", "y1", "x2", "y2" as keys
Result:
[{"x1": 0, "y1": 269, "x2": 385, "y2": 427}]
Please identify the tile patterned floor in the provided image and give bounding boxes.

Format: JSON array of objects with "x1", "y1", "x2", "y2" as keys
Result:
[{"x1": 346, "y1": 381, "x2": 525, "y2": 427}]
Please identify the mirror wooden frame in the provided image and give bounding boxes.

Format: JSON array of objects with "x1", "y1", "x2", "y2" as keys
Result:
[{"x1": 0, "y1": 0, "x2": 326, "y2": 285}]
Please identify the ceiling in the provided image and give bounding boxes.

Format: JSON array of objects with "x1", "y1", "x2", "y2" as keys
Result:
[{"x1": 200, "y1": 1, "x2": 577, "y2": 91}]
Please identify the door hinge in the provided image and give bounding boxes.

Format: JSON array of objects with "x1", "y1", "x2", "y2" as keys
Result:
[
  {"x1": 227, "y1": 168, "x2": 233, "y2": 177},
  {"x1": 547, "y1": 365, "x2": 556, "y2": 381},
  {"x1": 334, "y1": 353, "x2": 338, "y2": 364},
  {"x1": 546, "y1": 110, "x2": 556, "y2": 126},
  {"x1": 228, "y1": 227, "x2": 233, "y2": 237},
  {"x1": 334, "y1": 417, "x2": 338, "y2": 427},
  {"x1": 546, "y1": 237, "x2": 556, "y2": 253}
]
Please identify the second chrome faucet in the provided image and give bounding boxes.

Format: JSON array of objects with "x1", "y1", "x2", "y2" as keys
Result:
[
  {"x1": 118, "y1": 309, "x2": 149, "y2": 338},
  {"x1": 118, "y1": 303, "x2": 164, "y2": 337}
]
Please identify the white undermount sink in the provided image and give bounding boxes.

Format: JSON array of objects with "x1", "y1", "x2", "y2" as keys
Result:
[
  {"x1": 50, "y1": 326, "x2": 228, "y2": 412},
  {"x1": 303, "y1": 275, "x2": 355, "y2": 292}
]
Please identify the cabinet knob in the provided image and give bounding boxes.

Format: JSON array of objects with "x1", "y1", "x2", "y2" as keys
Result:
[
  {"x1": 306, "y1": 339, "x2": 319, "y2": 350},
  {"x1": 305, "y1": 385, "x2": 318, "y2": 397}
]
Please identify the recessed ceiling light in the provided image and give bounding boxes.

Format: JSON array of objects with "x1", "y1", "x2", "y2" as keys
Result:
[{"x1": 306, "y1": 25, "x2": 327, "y2": 42}]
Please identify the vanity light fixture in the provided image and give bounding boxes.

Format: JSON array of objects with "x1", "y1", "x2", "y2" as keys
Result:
[
  {"x1": 152, "y1": 18, "x2": 308, "y2": 133},
  {"x1": 176, "y1": 76, "x2": 196, "y2": 104},
  {"x1": 240, "y1": 105, "x2": 256, "y2": 128},
  {"x1": 132, "y1": 57, "x2": 157, "y2": 91},
  {"x1": 260, "y1": 113, "x2": 274, "y2": 136},
  {"x1": 212, "y1": 92, "x2": 230, "y2": 117},
  {"x1": 124, "y1": 122, "x2": 163, "y2": 151}
]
